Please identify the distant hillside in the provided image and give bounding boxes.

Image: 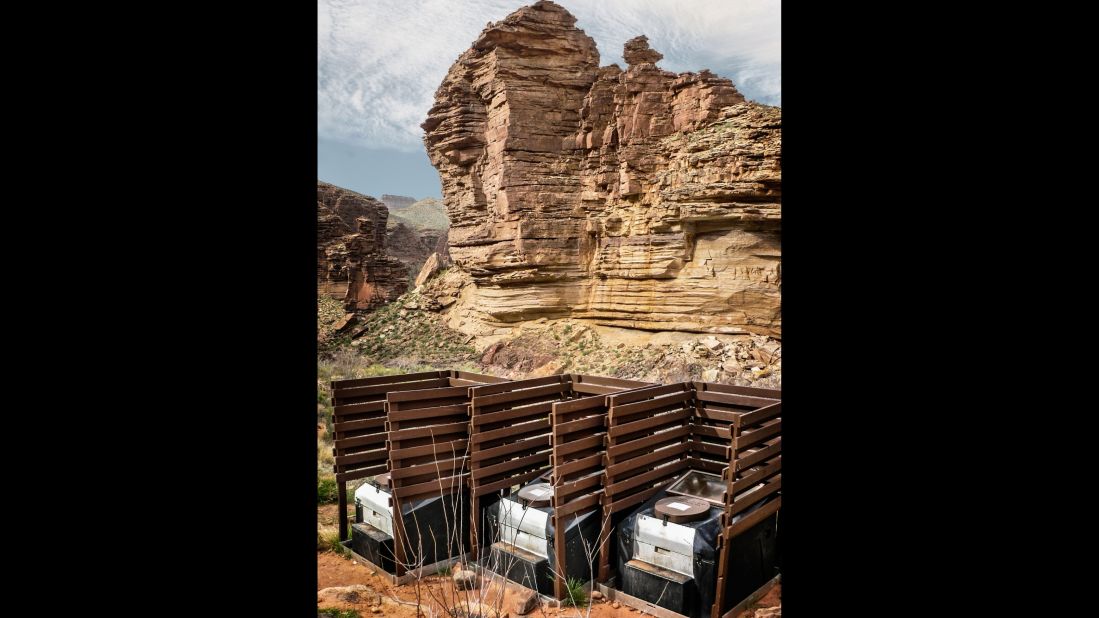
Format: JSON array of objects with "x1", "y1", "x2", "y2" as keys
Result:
[
  {"x1": 386, "y1": 198, "x2": 449, "y2": 231},
  {"x1": 380, "y1": 194, "x2": 416, "y2": 210}
]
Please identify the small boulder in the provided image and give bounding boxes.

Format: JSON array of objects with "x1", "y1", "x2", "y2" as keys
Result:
[
  {"x1": 513, "y1": 589, "x2": 539, "y2": 615},
  {"x1": 612, "y1": 601, "x2": 621, "y2": 609},
  {"x1": 453, "y1": 568, "x2": 480, "y2": 590},
  {"x1": 317, "y1": 584, "x2": 373, "y2": 604},
  {"x1": 590, "y1": 590, "x2": 603, "y2": 601}
]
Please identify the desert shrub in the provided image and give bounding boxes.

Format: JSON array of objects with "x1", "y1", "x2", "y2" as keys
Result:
[{"x1": 318, "y1": 476, "x2": 339, "y2": 503}]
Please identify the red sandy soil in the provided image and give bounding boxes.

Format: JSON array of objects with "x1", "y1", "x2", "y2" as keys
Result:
[
  {"x1": 317, "y1": 551, "x2": 781, "y2": 618},
  {"x1": 318, "y1": 499, "x2": 779, "y2": 617}
]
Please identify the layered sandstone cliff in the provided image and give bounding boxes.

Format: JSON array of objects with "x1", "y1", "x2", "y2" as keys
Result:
[
  {"x1": 422, "y1": 0, "x2": 780, "y2": 336},
  {"x1": 317, "y1": 181, "x2": 409, "y2": 311}
]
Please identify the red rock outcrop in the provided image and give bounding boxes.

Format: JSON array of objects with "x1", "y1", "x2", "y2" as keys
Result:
[
  {"x1": 317, "y1": 181, "x2": 409, "y2": 311},
  {"x1": 422, "y1": 1, "x2": 780, "y2": 336}
]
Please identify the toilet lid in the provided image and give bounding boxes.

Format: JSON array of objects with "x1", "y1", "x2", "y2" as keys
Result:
[
  {"x1": 654, "y1": 496, "x2": 709, "y2": 523},
  {"x1": 517, "y1": 483, "x2": 553, "y2": 507}
]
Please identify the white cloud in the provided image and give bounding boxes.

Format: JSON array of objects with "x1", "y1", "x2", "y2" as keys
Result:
[{"x1": 318, "y1": 0, "x2": 780, "y2": 152}]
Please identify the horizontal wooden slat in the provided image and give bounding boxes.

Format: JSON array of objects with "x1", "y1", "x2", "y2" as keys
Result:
[
  {"x1": 606, "y1": 426, "x2": 690, "y2": 461},
  {"x1": 605, "y1": 442, "x2": 689, "y2": 477},
  {"x1": 387, "y1": 385, "x2": 469, "y2": 404},
  {"x1": 336, "y1": 466, "x2": 385, "y2": 483},
  {"x1": 333, "y1": 400, "x2": 386, "y2": 416},
  {"x1": 731, "y1": 457, "x2": 782, "y2": 494},
  {"x1": 452, "y1": 371, "x2": 511, "y2": 384},
  {"x1": 694, "y1": 406, "x2": 744, "y2": 424},
  {"x1": 554, "y1": 471, "x2": 602, "y2": 499},
  {"x1": 690, "y1": 438, "x2": 729, "y2": 458},
  {"x1": 728, "y1": 476, "x2": 781, "y2": 517},
  {"x1": 333, "y1": 417, "x2": 387, "y2": 433},
  {"x1": 391, "y1": 473, "x2": 467, "y2": 500},
  {"x1": 738, "y1": 402, "x2": 782, "y2": 428},
  {"x1": 726, "y1": 496, "x2": 781, "y2": 538},
  {"x1": 553, "y1": 452, "x2": 602, "y2": 478},
  {"x1": 469, "y1": 450, "x2": 548, "y2": 480},
  {"x1": 471, "y1": 400, "x2": 554, "y2": 427},
  {"x1": 332, "y1": 371, "x2": 445, "y2": 390},
  {"x1": 388, "y1": 456, "x2": 466, "y2": 481},
  {"x1": 609, "y1": 391, "x2": 693, "y2": 420},
  {"x1": 688, "y1": 457, "x2": 729, "y2": 475},
  {"x1": 603, "y1": 480, "x2": 674, "y2": 514},
  {"x1": 736, "y1": 419, "x2": 782, "y2": 450},
  {"x1": 553, "y1": 434, "x2": 603, "y2": 459},
  {"x1": 554, "y1": 414, "x2": 604, "y2": 436},
  {"x1": 553, "y1": 491, "x2": 601, "y2": 518},
  {"x1": 471, "y1": 467, "x2": 546, "y2": 497},
  {"x1": 389, "y1": 439, "x2": 469, "y2": 461},
  {"x1": 469, "y1": 375, "x2": 566, "y2": 398},
  {"x1": 573, "y1": 384, "x2": 626, "y2": 395},
  {"x1": 690, "y1": 424, "x2": 731, "y2": 440},
  {"x1": 470, "y1": 434, "x2": 550, "y2": 463},
  {"x1": 606, "y1": 459, "x2": 688, "y2": 498},
  {"x1": 608, "y1": 383, "x2": 689, "y2": 406},
  {"x1": 334, "y1": 434, "x2": 387, "y2": 450},
  {"x1": 696, "y1": 391, "x2": 779, "y2": 408},
  {"x1": 735, "y1": 439, "x2": 781, "y2": 471},
  {"x1": 386, "y1": 403, "x2": 468, "y2": 423},
  {"x1": 388, "y1": 421, "x2": 469, "y2": 442},
  {"x1": 695, "y1": 382, "x2": 781, "y2": 399},
  {"x1": 472, "y1": 383, "x2": 569, "y2": 408},
  {"x1": 334, "y1": 378, "x2": 450, "y2": 400},
  {"x1": 553, "y1": 396, "x2": 606, "y2": 415},
  {"x1": 610, "y1": 408, "x2": 691, "y2": 437},
  {"x1": 470, "y1": 417, "x2": 548, "y2": 445},
  {"x1": 335, "y1": 448, "x2": 388, "y2": 467}
]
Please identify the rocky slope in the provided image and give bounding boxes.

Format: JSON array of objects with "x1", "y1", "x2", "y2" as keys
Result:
[
  {"x1": 386, "y1": 197, "x2": 451, "y2": 233},
  {"x1": 422, "y1": 0, "x2": 780, "y2": 337},
  {"x1": 317, "y1": 181, "x2": 409, "y2": 311},
  {"x1": 377, "y1": 195, "x2": 451, "y2": 282},
  {"x1": 380, "y1": 194, "x2": 416, "y2": 210}
]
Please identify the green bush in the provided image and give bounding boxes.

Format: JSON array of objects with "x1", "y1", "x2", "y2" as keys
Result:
[
  {"x1": 318, "y1": 608, "x2": 361, "y2": 618},
  {"x1": 563, "y1": 577, "x2": 588, "y2": 607},
  {"x1": 318, "y1": 477, "x2": 339, "y2": 504}
]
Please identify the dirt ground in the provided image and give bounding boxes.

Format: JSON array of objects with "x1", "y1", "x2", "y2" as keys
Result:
[{"x1": 317, "y1": 540, "x2": 781, "y2": 618}]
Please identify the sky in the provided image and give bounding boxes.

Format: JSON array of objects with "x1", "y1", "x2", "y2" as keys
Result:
[{"x1": 318, "y1": 0, "x2": 781, "y2": 200}]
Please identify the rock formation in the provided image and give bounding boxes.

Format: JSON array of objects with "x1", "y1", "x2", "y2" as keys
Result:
[
  {"x1": 422, "y1": 1, "x2": 780, "y2": 336},
  {"x1": 317, "y1": 181, "x2": 409, "y2": 311}
]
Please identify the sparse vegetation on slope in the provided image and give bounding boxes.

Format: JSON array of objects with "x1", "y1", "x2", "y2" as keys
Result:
[{"x1": 385, "y1": 198, "x2": 449, "y2": 231}]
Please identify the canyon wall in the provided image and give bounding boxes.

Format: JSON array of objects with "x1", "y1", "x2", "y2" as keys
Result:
[
  {"x1": 422, "y1": 0, "x2": 780, "y2": 336},
  {"x1": 317, "y1": 181, "x2": 409, "y2": 311}
]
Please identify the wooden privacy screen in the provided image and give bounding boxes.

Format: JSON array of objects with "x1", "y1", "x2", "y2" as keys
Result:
[
  {"x1": 600, "y1": 382, "x2": 697, "y2": 580},
  {"x1": 384, "y1": 371, "x2": 510, "y2": 574},
  {"x1": 331, "y1": 371, "x2": 451, "y2": 540},
  {"x1": 466, "y1": 374, "x2": 652, "y2": 562},
  {"x1": 332, "y1": 369, "x2": 782, "y2": 606},
  {"x1": 330, "y1": 371, "x2": 509, "y2": 542},
  {"x1": 708, "y1": 385, "x2": 781, "y2": 618},
  {"x1": 692, "y1": 383, "x2": 783, "y2": 475},
  {"x1": 549, "y1": 375, "x2": 654, "y2": 598},
  {"x1": 599, "y1": 382, "x2": 781, "y2": 588},
  {"x1": 467, "y1": 375, "x2": 571, "y2": 555}
]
